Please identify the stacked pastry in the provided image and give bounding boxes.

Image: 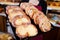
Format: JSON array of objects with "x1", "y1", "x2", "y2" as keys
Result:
[
  {"x1": 20, "y1": 3, "x2": 51, "y2": 32},
  {"x1": 6, "y1": 3, "x2": 52, "y2": 38},
  {"x1": 6, "y1": 6, "x2": 38, "y2": 38}
]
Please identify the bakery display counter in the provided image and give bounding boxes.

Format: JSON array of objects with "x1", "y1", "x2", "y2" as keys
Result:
[
  {"x1": 47, "y1": 2, "x2": 60, "y2": 10},
  {"x1": 0, "y1": 1, "x2": 60, "y2": 40},
  {"x1": 0, "y1": 2, "x2": 19, "y2": 5},
  {"x1": 0, "y1": 0, "x2": 20, "y2": 5}
]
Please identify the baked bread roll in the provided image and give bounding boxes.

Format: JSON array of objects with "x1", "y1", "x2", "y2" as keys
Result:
[
  {"x1": 6, "y1": 6, "x2": 31, "y2": 27},
  {"x1": 6, "y1": 6, "x2": 38, "y2": 38},
  {"x1": 12, "y1": 15, "x2": 31, "y2": 26},
  {"x1": 16, "y1": 24, "x2": 38, "y2": 38},
  {"x1": 20, "y1": 3, "x2": 51, "y2": 32}
]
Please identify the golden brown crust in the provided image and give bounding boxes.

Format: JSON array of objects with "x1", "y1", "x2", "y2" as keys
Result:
[
  {"x1": 6, "y1": 6, "x2": 38, "y2": 38},
  {"x1": 16, "y1": 24, "x2": 38, "y2": 38},
  {"x1": 16, "y1": 25, "x2": 28, "y2": 38},
  {"x1": 6, "y1": 6, "x2": 31, "y2": 27},
  {"x1": 12, "y1": 15, "x2": 31, "y2": 27},
  {"x1": 20, "y1": 3, "x2": 51, "y2": 32}
]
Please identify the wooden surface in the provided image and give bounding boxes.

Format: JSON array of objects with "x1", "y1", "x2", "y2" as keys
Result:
[{"x1": 0, "y1": 16, "x2": 7, "y2": 32}]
